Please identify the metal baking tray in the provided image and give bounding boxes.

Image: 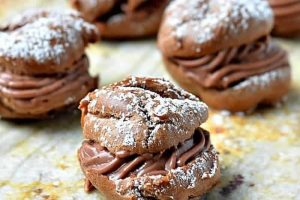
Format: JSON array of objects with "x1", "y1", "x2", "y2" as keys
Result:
[{"x1": 0, "y1": 1, "x2": 299, "y2": 199}]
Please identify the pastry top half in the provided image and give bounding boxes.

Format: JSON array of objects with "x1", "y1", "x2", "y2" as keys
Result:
[
  {"x1": 0, "y1": 9, "x2": 100, "y2": 75},
  {"x1": 158, "y1": 0, "x2": 274, "y2": 58},
  {"x1": 79, "y1": 76, "x2": 209, "y2": 155}
]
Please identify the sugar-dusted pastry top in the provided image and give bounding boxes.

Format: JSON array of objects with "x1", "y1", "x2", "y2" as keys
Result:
[
  {"x1": 158, "y1": 0, "x2": 274, "y2": 58},
  {"x1": 79, "y1": 77, "x2": 209, "y2": 155},
  {"x1": 0, "y1": 9, "x2": 99, "y2": 75}
]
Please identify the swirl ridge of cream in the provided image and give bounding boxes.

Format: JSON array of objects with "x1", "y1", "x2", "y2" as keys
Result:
[
  {"x1": 79, "y1": 128, "x2": 210, "y2": 180},
  {"x1": 268, "y1": 0, "x2": 300, "y2": 37},
  {"x1": 170, "y1": 37, "x2": 289, "y2": 89}
]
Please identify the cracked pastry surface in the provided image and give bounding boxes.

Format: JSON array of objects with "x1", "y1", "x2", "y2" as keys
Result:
[
  {"x1": 78, "y1": 76, "x2": 220, "y2": 200},
  {"x1": 79, "y1": 76, "x2": 208, "y2": 154},
  {"x1": 0, "y1": 9, "x2": 99, "y2": 119},
  {"x1": 0, "y1": 9, "x2": 99, "y2": 75},
  {"x1": 70, "y1": 0, "x2": 169, "y2": 39},
  {"x1": 158, "y1": 0, "x2": 291, "y2": 112}
]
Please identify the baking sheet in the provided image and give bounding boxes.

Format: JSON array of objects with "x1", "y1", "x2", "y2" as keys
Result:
[{"x1": 0, "y1": 1, "x2": 300, "y2": 199}]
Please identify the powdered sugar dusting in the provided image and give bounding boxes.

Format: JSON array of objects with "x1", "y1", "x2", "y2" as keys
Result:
[
  {"x1": 0, "y1": 9, "x2": 98, "y2": 66},
  {"x1": 86, "y1": 77, "x2": 209, "y2": 152},
  {"x1": 144, "y1": 97, "x2": 208, "y2": 146},
  {"x1": 171, "y1": 147, "x2": 219, "y2": 188},
  {"x1": 166, "y1": 0, "x2": 273, "y2": 47},
  {"x1": 115, "y1": 116, "x2": 136, "y2": 147},
  {"x1": 114, "y1": 146, "x2": 219, "y2": 199}
]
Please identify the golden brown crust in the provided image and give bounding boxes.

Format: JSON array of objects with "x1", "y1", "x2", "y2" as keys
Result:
[
  {"x1": 158, "y1": 0, "x2": 274, "y2": 58},
  {"x1": 71, "y1": 0, "x2": 169, "y2": 39},
  {"x1": 79, "y1": 144, "x2": 220, "y2": 200},
  {"x1": 164, "y1": 57, "x2": 291, "y2": 112},
  {"x1": 0, "y1": 9, "x2": 100, "y2": 75},
  {"x1": 79, "y1": 76, "x2": 208, "y2": 155}
]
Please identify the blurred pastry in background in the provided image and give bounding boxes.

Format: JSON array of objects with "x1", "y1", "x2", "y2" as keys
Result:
[
  {"x1": 78, "y1": 76, "x2": 220, "y2": 200},
  {"x1": 0, "y1": 9, "x2": 100, "y2": 119},
  {"x1": 268, "y1": 0, "x2": 300, "y2": 37},
  {"x1": 70, "y1": 0, "x2": 169, "y2": 39},
  {"x1": 158, "y1": 0, "x2": 291, "y2": 113}
]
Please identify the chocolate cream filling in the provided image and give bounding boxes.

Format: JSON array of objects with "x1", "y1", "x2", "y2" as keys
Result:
[
  {"x1": 79, "y1": 128, "x2": 211, "y2": 181},
  {"x1": 0, "y1": 55, "x2": 95, "y2": 115},
  {"x1": 269, "y1": 0, "x2": 300, "y2": 35},
  {"x1": 170, "y1": 36, "x2": 289, "y2": 89},
  {"x1": 269, "y1": 0, "x2": 300, "y2": 17}
]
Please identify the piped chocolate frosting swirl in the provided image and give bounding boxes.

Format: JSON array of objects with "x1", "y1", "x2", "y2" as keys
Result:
[
  {"x1": 170, "y1": 37, "x2": 289, "y2": 89},
  {"x1": 0, "y1": 57, "x2": 86, "y2": 99},
  {"x1": 269, "y1": 0, "x2": 300, "y2": 17},
  {"x1": 78, "y1": 128, "x2": 210, "y2": 180},
  {"x1": 269, "y1": 0, "x2": 300, "y2": 36},
  {"x1": 0, "y1": 56, "x2": 96, "y2": 116}
]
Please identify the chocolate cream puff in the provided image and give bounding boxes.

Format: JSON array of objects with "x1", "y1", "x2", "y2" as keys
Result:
[
  {"x1": 158, "y1": 0, "x2": 291, "y2": 112},
  {"x1": 0, "y1": 10, "x2": 100, "y2": 119},
  {"x1": 268, "y1": 0, "x2": 300, "y2": 37},
  {"x1": 78, "y1": 77, "x2": 220, "y2": 200},
  {"x1": 70, "y1": 0, "x2": 169, "y2": 39}
]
